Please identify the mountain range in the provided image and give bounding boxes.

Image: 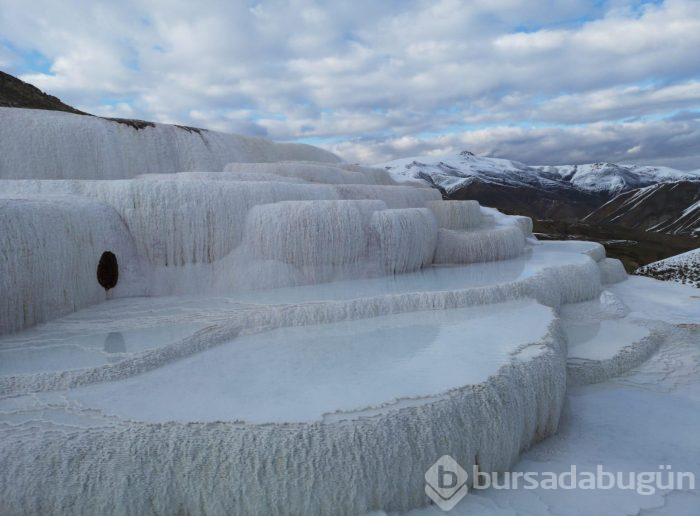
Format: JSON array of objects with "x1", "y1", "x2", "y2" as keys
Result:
[
  {"x1": 382, "y1": 152, "x2": 699, "y2": 270},
  {"x1": 382, "y1": 151, "x2": 700, "y2": 224},
  {"x1": 384, "y1": 150, "x2": 700, "y2": 197}
]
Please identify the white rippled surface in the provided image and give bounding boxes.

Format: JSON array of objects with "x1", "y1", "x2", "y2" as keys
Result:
[
  {"x1": 564, "y1": 319, "x2": 650, "y2": 361},
  {"x1": 68, "y1": 300, "x2": 552, "y2": 423},
  {"x1": 227, "y1": 243, "x2": 590, "y2": 304},
  {"x1": 0, "y1": 322, "x2": 206, "y2": 375}
]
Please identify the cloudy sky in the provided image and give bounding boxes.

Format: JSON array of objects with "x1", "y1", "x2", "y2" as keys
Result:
[{"x1": 1, "y1": 0, "x2": 699, "y2": 168}]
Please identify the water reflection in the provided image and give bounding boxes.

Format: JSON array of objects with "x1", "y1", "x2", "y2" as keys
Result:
[{"x1": 104, "y1": 332, "x2": 126, "y2": 354}]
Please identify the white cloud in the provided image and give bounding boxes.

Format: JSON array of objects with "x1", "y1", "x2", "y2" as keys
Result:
[
  {"x1": 328, "y1": 116, "x2": 700, "y2": 170},
  {"x1": 89, "y1": 102, "x2": 136, "y2": 119},
  {"x1": 1, "y1": 0, "x2": 699, "y2": 167}
]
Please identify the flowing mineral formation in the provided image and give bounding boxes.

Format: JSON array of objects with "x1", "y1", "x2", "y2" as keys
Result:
[{"x1": 0, "y1": 108, "x2": 690, "y2": 515}]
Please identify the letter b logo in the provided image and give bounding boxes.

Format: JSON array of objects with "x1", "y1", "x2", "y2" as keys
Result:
[
  {"x1": 425, "y1": 455, "x2": 469, "y2": 511},
  {"x1": 438, "y1": 465, "x2": 458, "y2": 489}
]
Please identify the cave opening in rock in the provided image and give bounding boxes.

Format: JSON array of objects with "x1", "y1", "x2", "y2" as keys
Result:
[{"x1": 97, "y1": 251, "x2": 119, "y2": 290}]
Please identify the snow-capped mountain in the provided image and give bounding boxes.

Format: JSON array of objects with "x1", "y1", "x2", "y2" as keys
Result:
[
  {"x1": 381, "y1": 151, "x2": 700, "y2": 246},
  {"x1": 635, "y1": 248, "x2": 700, "y2": 287},
  {"x1": 533, "y1": 162, "x2": 700, "y2": 195},
  {"x1": 381, "y1": 151, "x2": 700, "y2": 197},
  {"x1": 382, "y1": 151, "x2": 574, "y2": 195}
]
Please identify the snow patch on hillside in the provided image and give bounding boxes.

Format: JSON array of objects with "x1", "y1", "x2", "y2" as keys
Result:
[{"x1": 635, "y1": 248, "x2": 700, "y2": 288}]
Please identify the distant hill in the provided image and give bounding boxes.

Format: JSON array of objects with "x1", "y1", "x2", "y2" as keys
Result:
[
  {"x1": 584, "y1": 181, "x2": 700, "y2": 237},
  {"x1": 0, "y1": 70, "x2": 85, "y2": 114},
  {"x1": 532, "y1": 162, "x2": 700, "y2": 195}
]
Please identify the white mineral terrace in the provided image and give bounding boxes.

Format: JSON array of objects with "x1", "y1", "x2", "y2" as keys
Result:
[
  {"x1": 1, "y1": 110, "x2": 697, "y2": 516},
  {"x1": 0, "y1": 242, "x2": 606, "y2": 387}
]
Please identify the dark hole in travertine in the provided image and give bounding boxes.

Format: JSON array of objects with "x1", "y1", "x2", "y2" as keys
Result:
[{"x1": 97, "y1": 251, "x2": 119, "y2": 290}]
